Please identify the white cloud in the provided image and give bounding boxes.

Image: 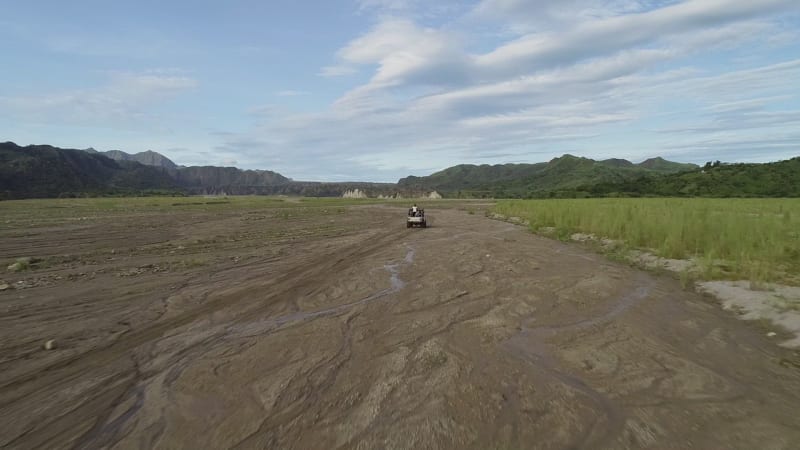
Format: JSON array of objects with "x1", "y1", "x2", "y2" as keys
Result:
[
  {"x1": 0, "y1": 72, "x2": 198, "y2": 128},
  {"x1": 194, "y1": 1, "x2": 800, "y2": 179},
  {"x1": 356, "y1": 0, "x2": 471, "y2": 19},
  {"x1": 335, "y1": 19, "x2": 469, "y2": 88},
  {"x1": 323, "y1": 0, "x2": 798, "y2": 95},
  {"x1": 4, "y1": 0, "x2": 799, "y2": 181},
  {"x1": 23, "y1": 0, "x2": 780, "y2": 181},
  {"x1": 356, "y1": 0, "x2": 417, "y2": 12},
  {"x1": 473, "y1": 0, "x2": 655, "y2": 30},
  {"x1": 318, "y1": 65, "x2": 358, "y2": 77},
  {"x1": 472, "y1": 0, "x2": 798, "y2": 80},
  {"x1": 275, "y1": 90, "x2": 310, "y2": 97}
]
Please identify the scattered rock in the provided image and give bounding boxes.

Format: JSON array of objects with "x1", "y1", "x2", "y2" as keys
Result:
[
  {"x1": 570, "y1": 233, "x2": 596, "y2": 242},
  {"x1": 600, "y1": 238, "x2": 621, "y2": 249},
  {"x1": 7, "y1": 262, "x2": 24, "y2": 272},
  {"x1": 43, "y1": 340, "x2": 57, "y2": 350},
  {"x1": 628, "y1": 250, "x2": 695, "y2": 273},
  {"x1": 767, "y1": 332, "x2": 777, "y2": 337},
  {"x1": 697, "y1": 281, "x2": 800, "y2": 348},
  {"x1": 0, "y1": 282, "x2": 10, "y2": 291}
]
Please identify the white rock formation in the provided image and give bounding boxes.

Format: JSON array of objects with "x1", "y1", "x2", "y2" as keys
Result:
[{"x1": 342, "y1": 189, "x2": 368, "y2": 198}]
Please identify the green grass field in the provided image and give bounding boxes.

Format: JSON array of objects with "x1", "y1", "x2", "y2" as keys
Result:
[{"x1": 494, "y1": 198, "x2": 800, "y2": 285}]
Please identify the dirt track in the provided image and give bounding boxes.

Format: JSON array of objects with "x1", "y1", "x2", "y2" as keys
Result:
[{"x1": 2, "y1": 202, "x2": 800, "y2": 449}]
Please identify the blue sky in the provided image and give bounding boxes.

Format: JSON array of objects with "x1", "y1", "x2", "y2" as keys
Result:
[{"x1": 1, "y1": 0, "x2": 799, "y2": 181}]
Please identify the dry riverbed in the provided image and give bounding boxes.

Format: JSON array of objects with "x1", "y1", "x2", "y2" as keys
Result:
[{"x1": 1, "y1": 201, "x2": 800, "y2": 449}]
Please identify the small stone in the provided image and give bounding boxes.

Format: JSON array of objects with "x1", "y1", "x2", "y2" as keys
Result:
[
  {"x1": 7, "y1": 262, "x2": 23, "y2": 272},
  {"x1": 43, "y1": 340, "x2": 57, "y2": 350},
  {"x1": 0, "y1": 283, "x2": 10, "y2": 291},
  {"x1": 767, "y1": 332, "x2": 777, "y2": 337}
]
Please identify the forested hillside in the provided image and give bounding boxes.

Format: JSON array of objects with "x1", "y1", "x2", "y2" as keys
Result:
[
  {"x1": 0, "y1": 142, "x2": 180, "y2": 199},
  {"x1": 398, "y1": 155, "x2": 699, "y2": 197}
]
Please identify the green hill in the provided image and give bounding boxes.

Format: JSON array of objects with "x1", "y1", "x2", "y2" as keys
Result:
[
  {"x1": 398, "y1": 154, "x2": 698, "y2": 197},
  {"x1": 637, "y1": 157, "x2": 698, "y2": 173},
  {"x1": 584, "y1": 158, "x2": 800, "y2": 197},
  {"x1": 398, "y1": 162, "x2": 547, "y2": 193}
]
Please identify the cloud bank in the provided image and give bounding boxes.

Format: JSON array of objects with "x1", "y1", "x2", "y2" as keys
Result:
[
  {"x1": 2, "y1": 0, "x2": 798, "y2": 181},
  {"x1": 217, "y1": 0, "x2": 800, "y2": 180}
]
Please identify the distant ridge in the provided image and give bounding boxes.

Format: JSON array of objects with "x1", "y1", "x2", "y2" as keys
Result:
[
  {"x1": 398, "y1": 154, "x2": 699, "y2": 197},
  {"x1": 637, "y1": 156, "x2": 697, "y2": 172},
  {"x1": 3, "y1": 141, "x2": 797, "y2": 199},
  {"x1": 0, "y1": 142, "x2": 400, "y2": 199},
  {"x1": 87, "y1": 148, "x2": 178, "y2": 170},
  {"x1": 1, "y1": 142, "x2": 179, "y2": 198},
  {"x1": 600, "y1": 158, "x2": 635, "y2": 168},
  {"x1": 585, "y1": 157, "x2": 800, "y2": 197}
]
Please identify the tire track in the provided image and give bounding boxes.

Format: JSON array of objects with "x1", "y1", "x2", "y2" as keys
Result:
[
  {"x1": 502, "y1": 273, "x2": 656, "y2": 449},
  {"x1": 0, "y1": 227, "x2": 408, "y2": 448}
]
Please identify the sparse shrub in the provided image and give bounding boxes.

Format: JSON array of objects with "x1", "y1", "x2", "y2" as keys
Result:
[
  {"x1": 181, "y1": 258, "x2": 209, "y2": 268},
  {"x1": 7, "y1": 257, "x2": 34, "y2": 272}
]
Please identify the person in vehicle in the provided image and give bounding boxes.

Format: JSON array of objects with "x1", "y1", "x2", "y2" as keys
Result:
[{"x1": 411, "y1": 204, "x2": 418, "y2": 216}]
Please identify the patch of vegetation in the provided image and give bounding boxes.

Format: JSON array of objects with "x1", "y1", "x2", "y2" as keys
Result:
[
  {"x1": 493, "y1": 198, "x2": 800, "y2": 284},
  {"x1": 582, "y1": 158, "x2": 800, "y2": 198},
  {"x1": 180, "y1": 258, "x2": 210, "y2": 269},
  {"x1": 7, "y1": 257, "x2": 32, "y2": 272}
]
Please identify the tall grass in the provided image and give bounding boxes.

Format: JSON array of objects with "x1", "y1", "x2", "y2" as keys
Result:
[{"x1": 494, "y1": 198, "x2": 800, "y2": 284}]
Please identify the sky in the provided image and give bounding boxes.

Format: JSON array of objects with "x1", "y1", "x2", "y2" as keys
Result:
[{"x1": 1, "y1": 0, "x2": 799, "y2": 182}]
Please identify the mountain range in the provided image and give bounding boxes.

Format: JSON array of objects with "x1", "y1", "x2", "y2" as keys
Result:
[
  {"x1": 1, "y1": 141, "x2": 797, "y2": 199},
  {"x1": 0, "y1": 142, "x2": 397, "y2": 199}
]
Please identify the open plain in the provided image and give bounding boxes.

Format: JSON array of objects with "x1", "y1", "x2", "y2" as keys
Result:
[{"x1": 1, "y1": 198, "x2": 800, "y2": 449}]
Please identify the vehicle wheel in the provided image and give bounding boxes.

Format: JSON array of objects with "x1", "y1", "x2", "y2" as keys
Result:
[{"x1": 407, "y1": 222, "x2": 412, "y2": 228}]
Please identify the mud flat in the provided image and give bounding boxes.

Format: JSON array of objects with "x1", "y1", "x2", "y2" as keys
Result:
[{"x1": 1, "y1": 199, "x2": 799, "y2": 449}]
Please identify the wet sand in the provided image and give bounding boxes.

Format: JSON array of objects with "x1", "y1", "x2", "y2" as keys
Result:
[{"x1": 1, "y1": 203, "x2": 799, "y2": 449}]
